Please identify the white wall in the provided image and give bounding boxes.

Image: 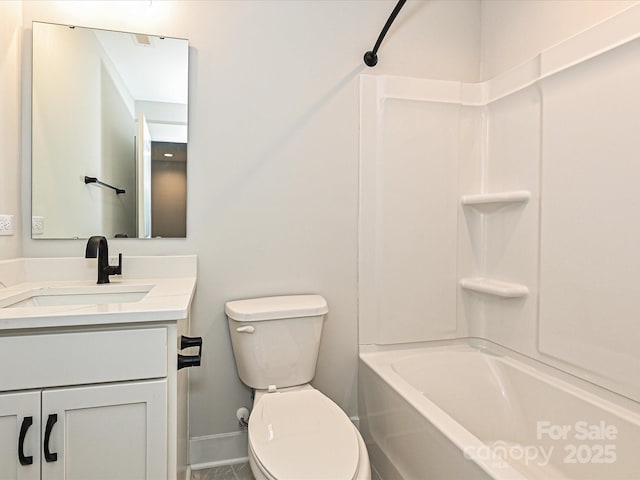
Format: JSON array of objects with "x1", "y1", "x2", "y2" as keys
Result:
[
  {"x1": 32, "y1": 24, "x2": 103, "y2": 237},
  {"x1": 480, "y1": 0, "x2": 637, "y2": 79},
  {"x1": 0, "y1": 1, "x2": 21, "y2": 260},
  {"x1": 32, "y1": 23, "x2": 136, "y2": 239},
  {"x1": 100, "y1": 61, "x2": 137, "y2": 238},
  {"x1": 18, "y1": 0, "x2": 481, "y2": 461}
]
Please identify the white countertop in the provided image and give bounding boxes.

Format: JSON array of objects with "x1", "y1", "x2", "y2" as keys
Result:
[{"x1": 0, "y1": 256, "x2": 197, "y2": 331}]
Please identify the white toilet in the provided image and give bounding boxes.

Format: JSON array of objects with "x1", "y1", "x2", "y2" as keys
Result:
[{"x1": 226, "y1": 295, "x2": 371, "y2": 480}]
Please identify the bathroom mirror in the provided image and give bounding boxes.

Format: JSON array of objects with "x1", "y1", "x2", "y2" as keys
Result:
[{"x1": 31, "y1": 21, "x2": 188, "y2": 239}]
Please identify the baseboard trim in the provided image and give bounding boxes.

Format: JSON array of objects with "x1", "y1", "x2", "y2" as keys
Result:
[
  {"x1": 190, "y1": 430, "x2": 248, "y2": 469},
  {"x1": 191, "y1": 457, "x2": 250, "y2": 470},
  {"x1": 190, "y1": 417, "x2": 360, "y2": 469}
]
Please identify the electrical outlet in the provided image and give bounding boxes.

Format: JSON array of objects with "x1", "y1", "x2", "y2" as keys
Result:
[
  {"x1": 0, "y1": 215, "x2": 14, "y2": 236},
  {"x1": 32, "y1": 216, "x2": 44, "y2": 235}
]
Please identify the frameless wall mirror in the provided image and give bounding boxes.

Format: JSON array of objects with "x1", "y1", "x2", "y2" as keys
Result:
[{"x1": 31, "y1": 21, "x2": 188, "y2": 239}]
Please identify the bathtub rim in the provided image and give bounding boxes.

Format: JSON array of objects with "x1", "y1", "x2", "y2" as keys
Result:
[
  {"x1": 359, "y1": 337, "x2": 640, "y2": 479},
  {"x1": 360, "y1": 337, "x2": 640, "y2": 416}
]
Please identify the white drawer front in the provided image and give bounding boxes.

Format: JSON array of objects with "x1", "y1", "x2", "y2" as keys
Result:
[{"x1": 0, "y1": 328, "x2": 167, "y2": 391}]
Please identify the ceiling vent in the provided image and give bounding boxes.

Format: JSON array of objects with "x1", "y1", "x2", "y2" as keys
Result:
[{"x1": 134, "y1": 33, "x2": 152, "y2": 47}]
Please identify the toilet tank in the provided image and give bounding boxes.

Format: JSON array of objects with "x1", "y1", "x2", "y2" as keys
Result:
[{"x1": 225, "y1": 295, "x2": 328, "y2": 390}]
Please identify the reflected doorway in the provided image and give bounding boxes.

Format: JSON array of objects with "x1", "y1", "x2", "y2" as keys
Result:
[{"x1": 151, "y1": 142, "x2": 187, "y2": 238}]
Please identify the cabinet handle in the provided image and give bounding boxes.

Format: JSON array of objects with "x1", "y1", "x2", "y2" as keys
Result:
[
  {"x1": 18, "y1": 416, "x2": 33, "y2": 466},
  {"x1": 177, "y1": 335, "x2": 202, "y2": 370},
  {"x1": 44, "y1": 414, "x2": 58, "y2": 462}
]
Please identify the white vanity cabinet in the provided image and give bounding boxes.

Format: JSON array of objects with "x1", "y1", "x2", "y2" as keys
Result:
[
  {"x1": 0, "y1": 256, "x2": 198, "y2": 480},
  {"x1": 0, "y1": 321, "x2": 193, "y2": 480},
  {"x1": 0, "y1": 382, "x2": 166, "y2": 480}
]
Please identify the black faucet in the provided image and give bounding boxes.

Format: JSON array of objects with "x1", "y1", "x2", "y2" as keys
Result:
[{"x1": 85, "y1": 236, "x2": 122, "y2": 284}]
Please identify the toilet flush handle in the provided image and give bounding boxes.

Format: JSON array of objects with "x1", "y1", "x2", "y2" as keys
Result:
[{"x1": 236, "y1": 325, "x2": 255, "y2": 334}]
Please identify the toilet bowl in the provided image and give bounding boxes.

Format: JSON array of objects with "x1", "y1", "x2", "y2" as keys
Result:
[
  {"x1": 225, "y1": 295, "x2": 371, "y2": 480},
  {"x1": 247, "y1": 386, "x2": 370, "y2": 480}
]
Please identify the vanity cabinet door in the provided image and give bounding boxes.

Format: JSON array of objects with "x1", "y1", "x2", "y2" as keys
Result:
[
  {"x1": 0, "y1": 390, "x2": 40, "y2": 480},
  {"x1": 41, "y1": 380, "x2": 168, "y2": 480}
]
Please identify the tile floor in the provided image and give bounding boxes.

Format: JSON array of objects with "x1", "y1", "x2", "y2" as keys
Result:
[
  {"x1": 192, "y1": 459, "x2": 380, "y2": 480},
  {"x1": 192, "y1": 462, "x2": 255, "y2": 480}
]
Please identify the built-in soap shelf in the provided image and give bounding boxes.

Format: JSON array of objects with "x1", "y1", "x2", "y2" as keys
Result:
[
  {"x1": 461, "y1": 190, "x2": 531, "y2": 212},
  {"x1": 459, "y1": 277, "x2": 529, "y2": 298}
]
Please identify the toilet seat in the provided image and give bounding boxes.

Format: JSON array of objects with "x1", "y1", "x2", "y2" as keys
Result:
[{"x1": 249, "y1": 388, "x2": 360, "y2": 480}]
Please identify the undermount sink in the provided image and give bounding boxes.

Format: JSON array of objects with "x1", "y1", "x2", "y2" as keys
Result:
[{"x1": 1, "y1": 284, "x2": 153, "y2": 309}]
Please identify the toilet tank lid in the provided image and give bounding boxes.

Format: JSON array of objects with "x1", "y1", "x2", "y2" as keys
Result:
[{"x1": 225, "y1": 295, "x2": 328, "y2": 322}]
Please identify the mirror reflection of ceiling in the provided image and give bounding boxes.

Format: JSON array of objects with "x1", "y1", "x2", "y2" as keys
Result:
[
  {"x1": 152, "y1": 142, "x2": 187, "y2": 163},
  {"x1": 94, "y1": 29, "x2": 188, "y2": 104},
  {"x1": 93, "y1": 28, "x2": 188, "y2": 144}
]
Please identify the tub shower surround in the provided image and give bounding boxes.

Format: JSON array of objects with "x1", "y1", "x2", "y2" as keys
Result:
[{"x1": 359, "y1": 4, "x2": 640, "y2": 479}]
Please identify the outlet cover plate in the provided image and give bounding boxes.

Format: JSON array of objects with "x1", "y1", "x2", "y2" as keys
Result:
[
  {"x1": 0, "y1": 215, "x2": 15, "y2": 236},
  {"x1": 32, "y1": 216, "x2": 44, "y2": 235}
]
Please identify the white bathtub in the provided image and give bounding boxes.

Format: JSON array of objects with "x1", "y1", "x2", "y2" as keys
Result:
[{"x1": 358, "y1": 340, "x2": 640, "y2": 480}]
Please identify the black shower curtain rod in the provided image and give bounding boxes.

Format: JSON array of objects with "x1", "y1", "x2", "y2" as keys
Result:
[{"x1": 364, "y1": 0, "x2": 407, "y2": 67}]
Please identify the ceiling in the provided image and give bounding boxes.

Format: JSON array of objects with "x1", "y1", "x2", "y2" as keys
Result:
[{"x1": 94, "y1": 28, "x2": 188, "y2": 105}]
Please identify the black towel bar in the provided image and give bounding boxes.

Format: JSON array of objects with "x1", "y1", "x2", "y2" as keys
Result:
[{"x1": 84, "y1": 176, "x2": 125, "y2": 194}]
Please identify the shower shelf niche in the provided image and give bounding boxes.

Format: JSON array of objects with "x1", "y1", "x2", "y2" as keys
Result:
[
  {"x1": 460, "y1": 277, "x2": 529, "y2": 298},
  {"x1": 461, "y1": 190, "x2": 531, "y2": 212}
]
